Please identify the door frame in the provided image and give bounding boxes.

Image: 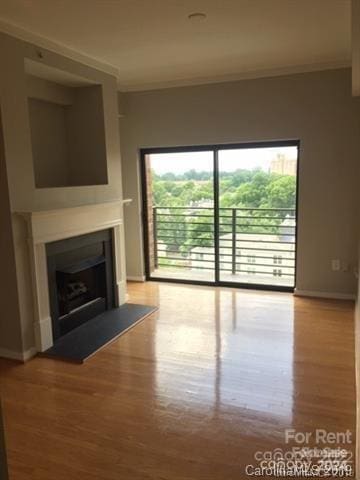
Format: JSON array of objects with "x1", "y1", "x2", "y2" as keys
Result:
[{"x1": 140, "y1": 140, "x2": 300, "y2": 292}]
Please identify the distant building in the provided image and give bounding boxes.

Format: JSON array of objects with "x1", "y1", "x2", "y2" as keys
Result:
[
  {"x1": 270, "y1": 154, "x2": 297, "y2": 176},
  {"x1": 190, "y1": 216, "x2": 296, "y2": 280}
]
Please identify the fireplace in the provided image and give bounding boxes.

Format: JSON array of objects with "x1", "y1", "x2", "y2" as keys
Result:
[
  {"x1": 19, "y1": 201, "x2": 127, "y2": 354},
  {"x1": 46, "y1": 229, "x2": 115, "y2": 340}
]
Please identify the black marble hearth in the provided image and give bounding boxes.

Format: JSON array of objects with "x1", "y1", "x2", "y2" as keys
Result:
[{"x1": 43, "y1": 303, "x2": 157, "y2": 363}]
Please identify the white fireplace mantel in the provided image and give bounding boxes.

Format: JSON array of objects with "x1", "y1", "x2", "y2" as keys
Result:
[{"x1": 18, "y1": 201, "x2": 127, "y2": 352}]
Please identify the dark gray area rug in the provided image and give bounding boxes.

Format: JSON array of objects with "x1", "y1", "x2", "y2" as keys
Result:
[{"x1": 43, "y1": 303, "x2": 157, "y2": 363}]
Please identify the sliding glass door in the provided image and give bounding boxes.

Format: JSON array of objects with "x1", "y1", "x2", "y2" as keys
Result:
[
  {"x1": 217, "y1": 146, "x2": 297, "y2": 287},
  {"x1": 142, "y1": 142, "x2": 298, "y2": 291},
  {"x1": 142, "y1": 150, "x2": 215, "y2": 282}
]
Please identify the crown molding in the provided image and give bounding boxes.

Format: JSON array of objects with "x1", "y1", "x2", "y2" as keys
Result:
[
  {"x1": 0, "y1": 19, "x2": 350, "y2": 93},
  {"x1": 118, "y1": 60, "x2": 351, "y2": 92},
  {"x1": 0, "y1": 19, "x2": 119, "y2": 77}
]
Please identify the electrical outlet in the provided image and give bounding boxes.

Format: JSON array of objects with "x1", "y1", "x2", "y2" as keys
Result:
[{"x1": 331, "y1": 259, "x2": 340, "y2": 271}]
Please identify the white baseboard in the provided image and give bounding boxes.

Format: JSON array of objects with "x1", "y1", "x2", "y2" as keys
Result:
[
  {"x1": 127, "y1": 276, "x2": 146, "y2": 282},
  {"x1": 0, "y1": 347, "x2": 37, "y2": 362},
  {"x1": 294, "y1": 289, "x2": 356, "y2": 301}
]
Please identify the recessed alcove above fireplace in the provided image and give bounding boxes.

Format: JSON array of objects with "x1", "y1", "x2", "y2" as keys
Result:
[
  {"x1": 47, "y1": 230, "x2": 115, "y2": 340},
  {"x1": 25, "y1": 58, "x2": 108, "y2": 188}
]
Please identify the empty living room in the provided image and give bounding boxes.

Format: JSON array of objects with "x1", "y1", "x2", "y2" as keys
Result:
[{"x1": 1, "y1": 1, "x2": 360, "y2": 479}]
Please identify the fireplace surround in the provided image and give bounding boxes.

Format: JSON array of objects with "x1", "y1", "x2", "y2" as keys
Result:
[{"x1": 19, "y1": 201, "x2": 127, "y2": 352}]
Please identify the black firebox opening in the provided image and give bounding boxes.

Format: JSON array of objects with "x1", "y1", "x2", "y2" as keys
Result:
[{"x1": 47, "y1": 230, "x2": 115, "y2": 340}]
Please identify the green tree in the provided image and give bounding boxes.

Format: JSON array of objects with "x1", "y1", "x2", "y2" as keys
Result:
[
  {"x1": 152, "y1": 168, "x2": 296, "y2": 254},
  {"x1": 264, "y1": 175, "x2": 296, "y2": 209}
]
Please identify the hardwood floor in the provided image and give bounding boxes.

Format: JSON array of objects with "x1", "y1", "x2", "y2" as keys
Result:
[{"x1": 0, "y1": 282, "x2": 356, "y2": 479}]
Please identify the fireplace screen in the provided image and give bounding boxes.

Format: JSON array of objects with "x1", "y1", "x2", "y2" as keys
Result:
[
  {"x1": 47, "y1": 230, "x2": 115, "y2": 340},
  {"x1": 57, "y1": 255, "x2": 106, "y2": 317}
]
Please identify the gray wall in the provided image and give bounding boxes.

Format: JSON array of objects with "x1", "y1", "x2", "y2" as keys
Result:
[
  {"x1": 120, "y1": 68, "x2": 360, "y2": 295},
  {"x1": 0, "y1": 113, "x2": 23, "y2": 355},
  {"x1": 28, "y1": 98, "x2": 69, "y2": 187},
  {"x1": 356, "y1": 254, "x2": 360, "y2": 475},
  {"x1": 67, "y1": 85, "x2": 108, "y2": 186}
]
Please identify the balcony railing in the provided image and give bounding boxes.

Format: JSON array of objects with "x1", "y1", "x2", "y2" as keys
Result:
[{"x1": 151, "y1": 206, "x2": 296, "y2": 286}]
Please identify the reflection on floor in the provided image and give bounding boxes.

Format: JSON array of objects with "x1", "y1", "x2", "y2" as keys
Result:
[{"x1": 0, "y1": 281, "x2": 355, "y2": 479}]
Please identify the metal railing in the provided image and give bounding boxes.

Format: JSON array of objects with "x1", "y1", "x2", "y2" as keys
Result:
[{"x1": 151, "y1": 206, "x2": 296, "y2": 285}]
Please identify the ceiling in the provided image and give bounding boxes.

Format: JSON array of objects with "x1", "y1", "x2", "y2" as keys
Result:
[{"x1": 0, "y1": 0, "x2": 351, "y2": 91}]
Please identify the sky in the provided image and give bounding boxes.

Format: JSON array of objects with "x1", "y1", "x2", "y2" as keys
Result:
[{"x1": 149, "y1": 146, "x2": 298, "y2": 174}]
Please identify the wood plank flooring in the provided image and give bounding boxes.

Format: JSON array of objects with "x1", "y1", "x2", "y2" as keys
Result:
[{"x1": 0, "y1": 282, "x2": 356, "y2": 479}]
